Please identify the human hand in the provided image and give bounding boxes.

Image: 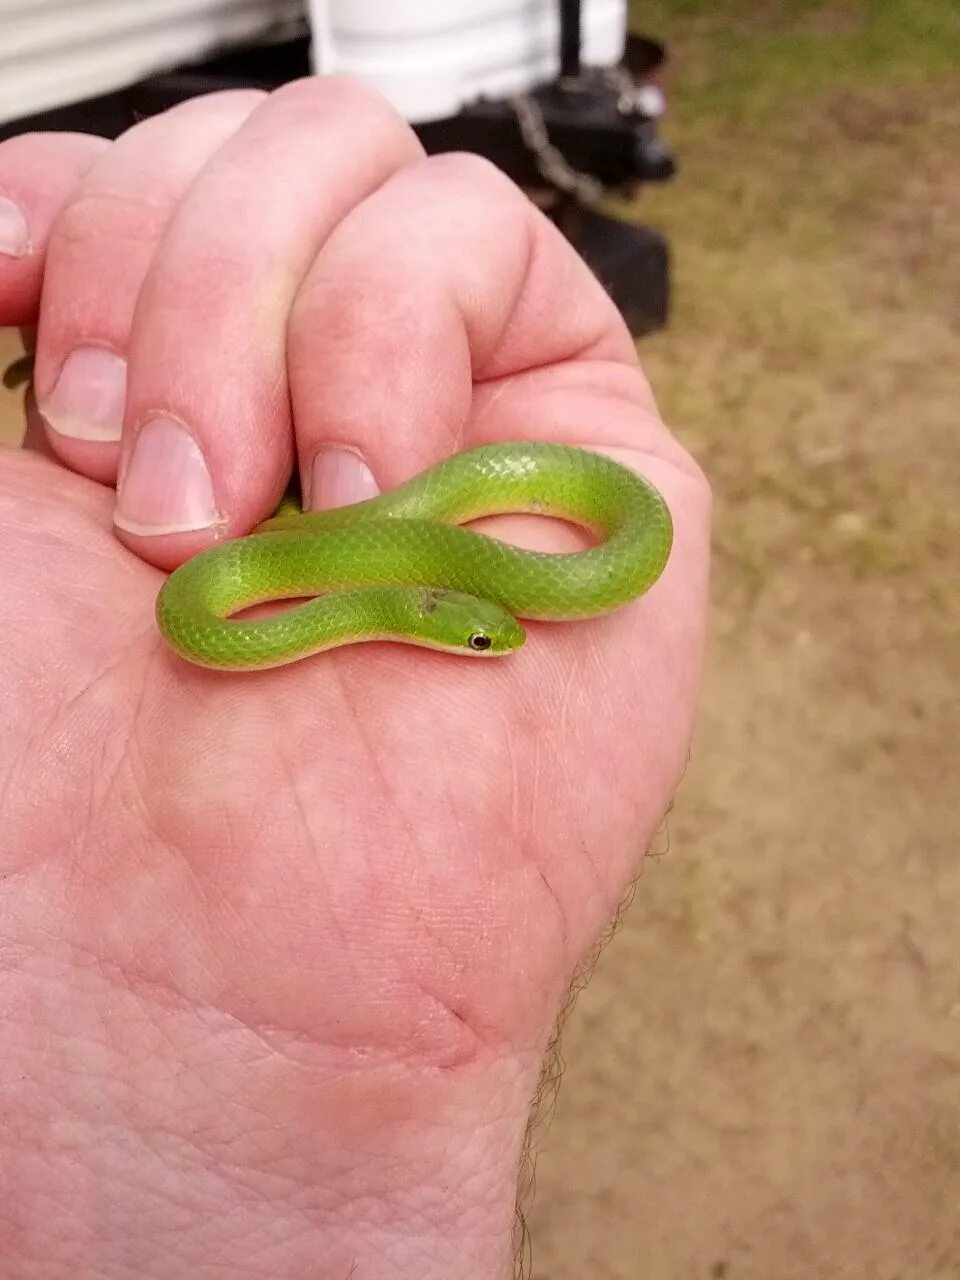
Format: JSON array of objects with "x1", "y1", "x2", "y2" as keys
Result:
[{"x1": 0, "y1": 80, "x2": 710, "y2": 1278}]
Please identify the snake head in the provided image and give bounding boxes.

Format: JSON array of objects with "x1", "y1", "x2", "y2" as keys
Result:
[{"x1": 419, "y1": 589, "x2": 525, "y2": 656}]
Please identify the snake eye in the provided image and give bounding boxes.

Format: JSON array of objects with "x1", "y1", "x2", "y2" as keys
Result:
[{"x1": 468, "y1": 632, "x2": 493, "y2": 652}]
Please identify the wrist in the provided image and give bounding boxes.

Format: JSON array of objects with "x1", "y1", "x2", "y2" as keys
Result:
[
  {"x1": 6, "y1": 970, "x2": 538, "y2": 1279},
  {"x1": 201, "y1": 1052, "x2": 535, "y2": 1280}
]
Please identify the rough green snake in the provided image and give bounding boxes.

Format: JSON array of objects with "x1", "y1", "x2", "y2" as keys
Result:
[{"x1": 6, "y1": 353, "x2": 672, "y2": 670}]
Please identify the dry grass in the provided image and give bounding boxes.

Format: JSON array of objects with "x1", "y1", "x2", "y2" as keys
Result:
[{"x1": 629, "y1": 71, "x2": 960, "y2": 610}]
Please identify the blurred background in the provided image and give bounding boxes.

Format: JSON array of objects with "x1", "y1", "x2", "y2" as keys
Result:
[
  {"x1": 529, "y1": 5, "x2": 959, "y2": 1277},
  {"x1": 2, "y1": 1, "x2": 958, "y2": 1276}
]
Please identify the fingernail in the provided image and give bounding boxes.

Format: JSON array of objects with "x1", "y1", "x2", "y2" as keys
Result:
[
  {"x1": 310, "y1": 446, "x2": 379, "y2": 509},
  {"x1": 114, "y1": 416, "x2": 220, "y2": 536},
  {"x1": 0, "y1": 197, "x2": 30, "y2": 257},
  {"x1": 41, "y1": 347, "x2": 127, "y2": 442}
]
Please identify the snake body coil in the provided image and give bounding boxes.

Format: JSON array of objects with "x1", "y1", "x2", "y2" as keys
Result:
[{"x1": 155, "y1": 442, "x2": 673, "y2": 669}]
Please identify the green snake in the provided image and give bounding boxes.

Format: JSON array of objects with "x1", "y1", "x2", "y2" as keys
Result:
[
  {"x1": 6, "y1": 352, "x2": 672, "y2": 669},
  {"x1": 156, "y1": 442, "x2": 672, "y2": 669}
]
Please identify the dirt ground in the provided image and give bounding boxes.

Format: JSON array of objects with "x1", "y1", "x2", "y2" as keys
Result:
[{"x1": 1, "y1": 4, "x2": 957, "y2": 1277}]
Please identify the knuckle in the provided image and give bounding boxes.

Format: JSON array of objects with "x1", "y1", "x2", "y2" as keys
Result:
[
  {"x1": 167, "y1": 86, "x2": 267, "y2": 119},
  {"x1": 419, "y1": 150, "x2": 517, "y2": 197},
  {"x1": 0, "y1": 130, "x2": 44, "y2": 165},
  {"x1": 266, "y1": 74, "x2": 415, "y2": 141},
  {"x1": 0, "y1": 130, "x2": 106, "y2": 189},
  {"x1": 50, "y1": 186, "x2": 168, "y2": 257}
]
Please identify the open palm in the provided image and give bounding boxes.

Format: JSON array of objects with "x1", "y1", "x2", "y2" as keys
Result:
[{"x1": 0, "y1": 81, "x2": 709, "y2": 1280}]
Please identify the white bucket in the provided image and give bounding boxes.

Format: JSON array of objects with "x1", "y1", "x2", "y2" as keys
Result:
[
  {"x1": 0, "y1": 1, "x2": 627, "y2": 129},
  {"x1": 309, "y1": 0, "x2": 627, "y2": 122}
]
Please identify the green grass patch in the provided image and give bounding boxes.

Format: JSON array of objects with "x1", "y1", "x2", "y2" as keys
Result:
[{"x1": 617, "y1": 2, "x2": 959, "y2": 603}]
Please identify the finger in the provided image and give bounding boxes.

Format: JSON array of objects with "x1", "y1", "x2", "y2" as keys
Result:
[
  {"x1": 284, "y1": 150, "x2": 710, "y2": 827},
  {"x1": 0, "y1": 132, "x2": 107, "y2": 325},
  {"x1": 111, "y1": 77, "x2": 424, "y2": 570},
  {"x1": 285, "y1": 151, "x2": 643, "y2": 510},
  {"x1": 30, "y1": 91, "x2": 265, "y2": 483}
]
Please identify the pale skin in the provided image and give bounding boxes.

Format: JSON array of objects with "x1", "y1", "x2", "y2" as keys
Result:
[{"x1": 0, "y1": 79, "x2": 711, "y2": 1278}]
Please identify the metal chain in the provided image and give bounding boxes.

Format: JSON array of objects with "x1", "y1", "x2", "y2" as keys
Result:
[
  {"x1": 510, "y1": 58, "x2": 664, "y2": 205},
  {"x1": 509, "y1": 92, "x2": 604, "y2": 206}
]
